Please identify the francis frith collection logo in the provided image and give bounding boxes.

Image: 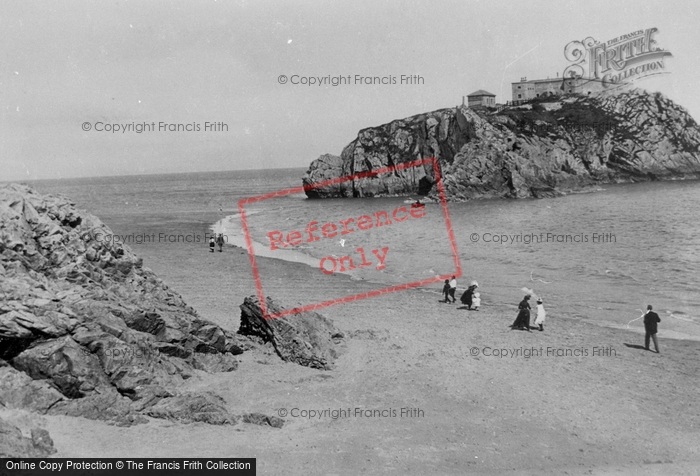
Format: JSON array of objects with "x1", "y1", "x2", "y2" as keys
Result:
[{"x1": 563, "y1": 27, "x2": 672, "y2": 89}]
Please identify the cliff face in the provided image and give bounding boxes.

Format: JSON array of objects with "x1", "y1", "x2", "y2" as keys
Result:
[
  {"x1": 0, "y1": 184, "x2": 242, "y2": 426},
  {"x1": 302, "y1": 90, "x2": 700, "y2": 200},
  {"x1": 1, "y1": 183, "x2": 342, "y2": 433}
]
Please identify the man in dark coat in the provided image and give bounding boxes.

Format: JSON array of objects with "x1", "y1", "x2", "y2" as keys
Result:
[{"x1": 643, "y1": 304, "x2": 661, "y2": 353}]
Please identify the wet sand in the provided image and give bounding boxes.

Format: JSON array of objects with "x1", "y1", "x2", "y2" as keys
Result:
[{"x1": 9, "y1": 213, "x2": 700, "y2": 475}]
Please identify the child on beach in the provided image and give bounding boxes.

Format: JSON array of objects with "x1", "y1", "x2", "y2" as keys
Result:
[
  {"x1": 472, "y1": 292, "x2": 481, "y2": 311},
  {"x1": 209, "y1": 236, "x2": 215, "y2": 252},
  {"x1": 448, "y1": 276, "x2": 457, "y2": 303},
  {"x1": 442, "y1": 279, "x2": 450, "y2": 303},
  {"x1": 535, "y1": 298, "x2": 546, "y2": 331}
]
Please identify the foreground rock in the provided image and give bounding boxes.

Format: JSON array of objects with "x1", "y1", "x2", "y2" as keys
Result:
[
  {"x1": 302, "y1": 89, "x2": 700, "y2": 200},
  {"x1": 0, "y1": 184, "x2": 241, "y2": 426},
  {"x1": 239, "y1": 296, "x2": 345, "y2": 370},
  {"x1": 0, "y1": 417, "x2": 56, "y2": 457},
  {"x1": 241, "y1": 412, "x2": 284, "y2": 428},
  {"x1": 145, "y1": 393, "x2": 236, "y2": 425}
]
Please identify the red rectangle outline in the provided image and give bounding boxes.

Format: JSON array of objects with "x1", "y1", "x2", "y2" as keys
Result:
[{"x1": 238, "y1": 157, "x2": 461, "y2": 320}]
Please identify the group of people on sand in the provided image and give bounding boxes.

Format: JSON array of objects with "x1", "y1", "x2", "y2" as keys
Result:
[
  {"x1": 508, "y1": 295, "x2": 662, "y2": 354},
  {"x1": 510, "y1": 294, "x2": 546, "y2": 332},
  {"x1": 440, "y1": 277, "x2": 663, "y2": 352},
  {"x1": 438, "y1": 276, "x2": 546, "y2": 332},
  {"x1": 441, "y1": 278, "x2": 550, "y2": 332},
  {"x1": 209, "y1": 233, "x2": 226, "y2": 253},
  {"x1": 442, "y1": 277, "x2": 480, "y2": 310}
]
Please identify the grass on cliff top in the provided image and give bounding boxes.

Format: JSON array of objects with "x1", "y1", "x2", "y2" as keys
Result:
[{"x1": 494, "y1": 95, "x2": 623, "y2": 140}]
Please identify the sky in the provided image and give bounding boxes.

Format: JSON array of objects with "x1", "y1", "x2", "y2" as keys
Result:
[{"x1": 1, "y1": 0, "x2": 698, "y2": 181}]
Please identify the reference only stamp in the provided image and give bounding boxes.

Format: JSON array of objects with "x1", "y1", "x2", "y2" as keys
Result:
[{"x1": 238, "y1": 157, "x2": 461, "y2": 320}]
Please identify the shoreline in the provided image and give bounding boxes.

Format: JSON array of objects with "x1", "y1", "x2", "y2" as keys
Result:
[{"x1": 209, "y1": 215, "x2": 700, "y2": 344}]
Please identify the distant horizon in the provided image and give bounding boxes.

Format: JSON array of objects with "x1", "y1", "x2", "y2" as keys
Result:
[
  {"x1": 5, "y1": 85, "x2": 698, "y2": 185},
  {"x1": 4, "y1": 83, "x2": 698, "y2": 185},
  {"x1": 2, "y1": 0, "x2": 696, "y2": 181},
  {"x1": 1, "y1": 164, "x2": 311, "y2": 185}
]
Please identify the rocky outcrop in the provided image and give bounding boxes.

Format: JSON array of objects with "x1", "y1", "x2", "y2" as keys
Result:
[
  {"x1": 302, "y1": 90, "x2": 700, "y2": 200},
  {"x1": 0, "y1": 417, "x2": 56, "y2": 457},
  {"x1": 0, "y1": 184, "x2": 241, "y2": 426},
  {"x1": 303, "y1": 154, "x2": 346, "y2": 198},
  {"x1": 238, "y1": 296, "x2": 345, "y2": 370},
  {"x1": 144, "y1": 393, "x2": 236, "y2": 425},
  {"x1": 241, "y1": 412, "x2": 284, "y2": 428},
  {"x1": 303, "y1": 108, "x2": 473, "y2": 198}
]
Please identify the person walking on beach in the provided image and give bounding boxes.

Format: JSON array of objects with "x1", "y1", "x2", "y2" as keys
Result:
[
  {"x1": 448, "y1": 276, "x2": 457, "y2": 303},
  {"x1": 209, "y1": 236, "x2": 215, "y2": 253},
  {"x1": 460, "y1": 281, "x2": 478, "y2": 309},
  {"x1": 442, "y1": 279, "x2": 451, "y2": 303},
  {"x1": 216, "y1": 233, "x2": 225, "y2": 252},
  {"x1": 643, "y1": 304, "x2": 661, "y2": 353},
  {"x1": 535, "y1": 298, "x2": 546, "y2": 331},
  {"x1": 510, "y1": 295, "x2": 531, "y2": 331}
]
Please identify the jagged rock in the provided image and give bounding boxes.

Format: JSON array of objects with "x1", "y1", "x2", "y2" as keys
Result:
[
  {"x1": 30, "y1": 428, "x2": 56, "y2": 456},
  {"x1": 152, "y1": 342, "x2": 192, "y2": 359},
  {"x1": 239, "y1": 296, "x2": 345, "y2": 370},
  {"x1": 0, "y1": 354, "x2": 146, "y2": 426},
  {"x1": 241, "y1": 412, "x2": 284, "y2": 428},
  {"x1": 303, "y1": 109, "x2": 472, "y2": 198},
  {"x1": 119, "y1": 307, "x2": 166, "y2": 335},
  {"x1": 12, "y1": 336, "x2": 113, "y2": 398},
  {"x1": 0, "y1": 417, "x2": 56, "y2": 457},
  {"x1": 188, "y1": 352, "x2": 238, "y2": 372},
  {"x1": 302, "y1": 154, "x2": 347, "y2": 198},
  {"x1": 145, "y1": 392, "x2": 237, "y2": 425},
  {"x1": 49, "y1": 390, "x2": 148, "y2": 426},
  {"x1": 0, "y1": 184, "x2": 244, "y2": 427},
  {"x1": 186, "y1": 321, "x2": 227, "y2": 353},
  {"x1": 0, "y1": 366, "x2": 65, "y2": 413},
  {"x1": 302, "y1": 90, "x2": 700, "y2": 200}
]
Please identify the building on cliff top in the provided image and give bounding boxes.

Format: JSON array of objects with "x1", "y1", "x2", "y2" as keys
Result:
[
  {"x1": 463, "y1": 90, "x2": 496, "y2": 108},
  {"x1": 511, "y1": 75, "x2": 606, "y2": 101}
]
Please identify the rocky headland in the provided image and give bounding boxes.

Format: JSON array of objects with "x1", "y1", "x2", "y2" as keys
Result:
[
  {"x1": 302, "y1": 89, "x2": 700, "y2": 200},
  {"x1": 0, "y1": 184, "x2": 344, "y2": 455}
]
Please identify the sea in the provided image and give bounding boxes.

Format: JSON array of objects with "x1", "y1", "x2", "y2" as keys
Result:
[{"x1": 21, "y1": 168, "x2": 700, "y2": 341}]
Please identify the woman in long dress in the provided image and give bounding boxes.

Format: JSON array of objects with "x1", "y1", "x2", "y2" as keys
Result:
[
  {"x1": 460, "y1": 282, "x2": 478, "y2": 309},
  {"x1": 510, "y1": 295, "x2": 532, "y2": 331}
]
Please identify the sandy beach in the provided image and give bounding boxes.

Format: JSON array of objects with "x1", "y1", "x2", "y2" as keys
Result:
[
  {"x1": 6, "y1": 2, "x2": 700, "y2": 474},
  {"x1": 4, "y1": 212, "x2": 697, "y2": 475}
]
